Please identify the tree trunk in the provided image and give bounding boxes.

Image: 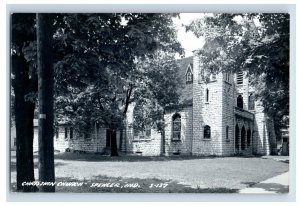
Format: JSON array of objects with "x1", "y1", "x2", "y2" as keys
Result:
[
  {"x1": 11, "y1": 13, "x2": 37, "y2": 192},
  {"x1": 110, "y1": 130, "x2": 118, "y2": 156},
  {"x1": 12, "y1": 54, "x2": 37, "y2": 192},
  {"x1": 37, "y1": 13, "x2": 55, "y2": 192}
]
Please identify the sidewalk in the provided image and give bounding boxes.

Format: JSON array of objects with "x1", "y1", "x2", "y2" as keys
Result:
[{"x1": 239, "y1": 171, "x2": 289, "y2": 194}]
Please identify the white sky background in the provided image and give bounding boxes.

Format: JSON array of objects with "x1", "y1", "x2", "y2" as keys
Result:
[
  {"x1": 173, "y1": 13, "x2": 206, "y2": 58},
  {"x1": 173, "y1": 13, "x2": 260, "y2": 58}
]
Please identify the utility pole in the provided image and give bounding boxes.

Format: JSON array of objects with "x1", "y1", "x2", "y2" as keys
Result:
[{"x1": 36, "y1": 13, "x2": 55, "y2": 192}]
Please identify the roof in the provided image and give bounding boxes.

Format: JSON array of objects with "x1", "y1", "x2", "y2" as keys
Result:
[{"x1": 176, "y1": 56, "x2": 193, "y2": 106}]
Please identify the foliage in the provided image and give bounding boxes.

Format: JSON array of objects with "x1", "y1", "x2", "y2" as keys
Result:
[
  {"x1": 53, "y1": 13, "x2": 184, "y2": 133},
  {"x1": 186, "y1": 13, "x2": 290, "y2": 132},
  {"x1": 132, "y1": 52, "x2": 183, "y2": 133}
]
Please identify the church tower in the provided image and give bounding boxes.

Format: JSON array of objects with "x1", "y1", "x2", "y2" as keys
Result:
[{"x1": 192, "y1": 51, "x2": 235, "y2": 156}]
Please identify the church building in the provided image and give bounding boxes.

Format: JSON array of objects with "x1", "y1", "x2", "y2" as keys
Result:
[{"x1": 30, "y1": 45, "x2": 277, "y2": 157}]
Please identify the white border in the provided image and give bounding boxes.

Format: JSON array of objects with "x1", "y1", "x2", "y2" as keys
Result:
[{"x1": 1, "y1": 1, "x2": 298, "y2": 205}]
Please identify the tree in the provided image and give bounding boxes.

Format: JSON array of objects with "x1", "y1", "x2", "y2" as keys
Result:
[
  {"x1": 11, "y1": 13, "x2": 38, "y2": 192},
  {"x1": 54, "y1": 13, "x2": 183, "y2": 156},
  {"x1": 132, "y1": 52, "x2": 183, "y2": 154},
  {"x1": 36, "y1": 13, "x2": 55, "y2": 192},
  {"x1": 186, "y1": 13, "x2": 289, "y2": 136}
]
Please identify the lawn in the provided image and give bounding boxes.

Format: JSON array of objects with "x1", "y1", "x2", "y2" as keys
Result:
[{"x1": 10, "y1": 152, "x2": 289, "y2": 193}]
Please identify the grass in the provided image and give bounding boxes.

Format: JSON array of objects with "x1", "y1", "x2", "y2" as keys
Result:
[{"x1": 10, "y1": 152, "x2": 289, "y2": 193}]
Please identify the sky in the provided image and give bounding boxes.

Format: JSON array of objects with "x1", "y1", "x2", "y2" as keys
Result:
[{"x1": 173, "y1": 13, "x2": 206, "y2": 57}]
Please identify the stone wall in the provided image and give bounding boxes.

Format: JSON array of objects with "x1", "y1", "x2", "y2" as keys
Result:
[
  {"x1": 164, "y1": 106, "x2": 193, "y2": 156},
  {"x1": 253, "y1": 99, "x2": 277, "y2": 155},
  {"x1": 130, "y1": 129, "x2": 162, "y2": 156},
  {"x1": 123, "y1": 103, "x2": 162, "y2": 156},
  {"x1": 69, "y1": 127, "x2": 108, "y2": 153},
  {"x1": 123, "y1": 102, "x2": 193, "y2": 156},
  {"x1": 192, "y1": 54, "x2": 224, "y2": 156},
  {"x1": 33, "y1": 123, "x2": 120, "y2": 154},
  {"x1": 221, "y1": 74, "x2": 235, "y2": 156}
]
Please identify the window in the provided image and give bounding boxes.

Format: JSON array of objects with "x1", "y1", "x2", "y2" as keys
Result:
[
  {"x1": 186, "y1": 64, "x2": 193, "y2": 83},
  {"x1": 204, "y1": 125, "x2": 211, "y2": 139},
  {"x1": 186, "y1": 72, "x2": 192, "y2": 83},
  {"x1": 237, "y1": 72, "x2": 243, "y2": 85},
  {"x1": 225, "y1": 72, "x2": 231, "y2": 82},
  {"x1": 206, "y1": 89, "x2": 209, "y2": 103},
  {"x1": 172, "y1": 113, "x2": 181, "y2": 140},
  {"x1": 70, "y1": 127, "x2": 73, "y2": 139},
  {"x1": 248, "y1": 93, "x2": 255, "y2": 110},
  {"x1": 64, "y1": 127, "x2": 68, "y2": 139},
  {"x1": 56, "y1": 127, "x2": 59, "y2": 139},
  {"x1": 237, "y1": 95, "x2": 243, "y2": 109},
  {"x1": 226, "y1": 126, "x2": 229, "y2": 140}
]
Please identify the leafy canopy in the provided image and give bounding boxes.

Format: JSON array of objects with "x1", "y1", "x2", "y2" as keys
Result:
[
  {"x1": 54, "y1": 13, "x2": 184, "y2": 132},
  {"x1": 186, "y1": 13, "x2": 289, "y2": 132}
]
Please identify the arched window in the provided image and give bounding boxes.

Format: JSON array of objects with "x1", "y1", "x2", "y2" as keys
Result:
[
  {"x1": 237, "y1": 95, "x2": 243, "y2": 109},
  {"x1": 186, "y1": 64, "x2": 193, "y2": 84},
  {"x1": 204, "y1": 125, "x2": 211, "y2": 139},
  {"x1": 172, "y1": 113, "x2": 181, "y2": 140},
  {"x1": 226, "y1": 126, "x2": 229, "y2": 140},
  {"x1": 206, "y1": 89, "x2": 209, "y2": 103},
  {"x1": 248, "y1": 93, "x2": 255, "y2": 110}
]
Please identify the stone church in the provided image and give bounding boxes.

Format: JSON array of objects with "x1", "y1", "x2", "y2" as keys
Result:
[{"x1": 30, "y1": 46, "x2": 277, "y2": 157}]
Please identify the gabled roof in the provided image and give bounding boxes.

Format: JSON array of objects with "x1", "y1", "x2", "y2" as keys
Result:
[{"x1": 176, "y1": 56, "x2": 193, "y2": 106}]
